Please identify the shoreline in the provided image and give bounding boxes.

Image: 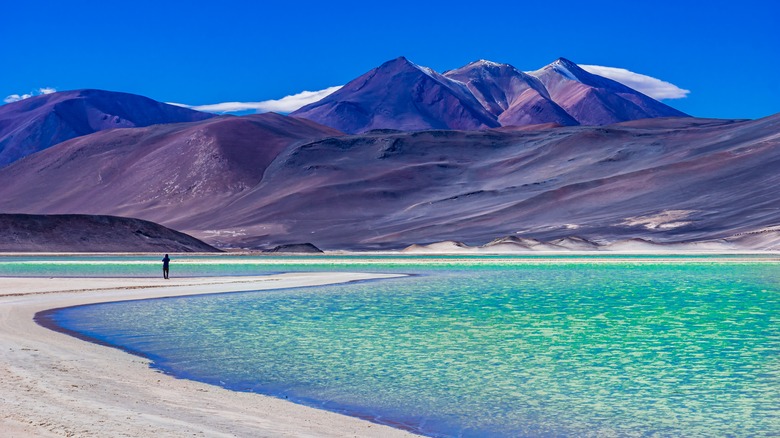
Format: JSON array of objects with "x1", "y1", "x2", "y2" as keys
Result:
[
  {"x1": 0, "y1": 273, "x2": 416, "y2": 437},
  {"x1": 0, "y1": 249, "x2": 777, "y2": 257}
]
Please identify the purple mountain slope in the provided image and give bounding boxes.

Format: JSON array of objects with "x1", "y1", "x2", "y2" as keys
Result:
[
  {"x1": 529, "y1": 58, "x2": 689, "y2": 125},
  {"x1": 0, "y1": 113, "x2": 341, "y2": 236},
  {"x1": 202, "y1": 115, "x2": 777, "y2": 249},
  {"x1": 0, "y1": 111, "x2": 777, "y2": 250},
  {"x1": 444, "y1": 60, "x2": 578, "y2": 127},
  {"x1": 291, "y1": 57, "x2": 500, "y2": 133},
  {"x1": 0, "y1": 89, "x2": 215, "y2": 167}
]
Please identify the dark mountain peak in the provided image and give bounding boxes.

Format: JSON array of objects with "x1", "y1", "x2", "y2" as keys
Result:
[
  {"x1": 389, "y1": 55, "x2": 411, "y2": 63},
  {"x1": 375, "y1": 56, "x2": 453, "y2": 84},
  {"x1": 379, "y1": 56, "x2": 414, "y2": 69},
  {"x1": 374, "y1": 56, "x2": 451, "y2": 76},
  {"x1": 370, "y1": 56, "x2": 439, "y2": 80},
  {"x1": 74, "y1": 88, "x2": 137, "y2": 98}
]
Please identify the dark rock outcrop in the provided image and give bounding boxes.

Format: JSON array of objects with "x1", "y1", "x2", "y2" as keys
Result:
[
  {"x1": 265, "y1": 243, "x2": 324, "y2": 253},
  {"x1": 0, "y1": 214, "x2": 219, "y2": 252}
]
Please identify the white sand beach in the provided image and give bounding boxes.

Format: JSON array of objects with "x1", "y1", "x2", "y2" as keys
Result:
[{"x1": 0, "y1": 273, "x2": 417, "y2": 437}]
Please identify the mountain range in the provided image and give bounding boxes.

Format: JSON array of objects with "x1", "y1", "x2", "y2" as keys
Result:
[
  {"x1": 0, "y1": 56, "x2": 777, "y2": 251},
  {"x1": 291, "y1": 57, "x2": 687, "y2": 133},
  {"x1": 0, "y1": 57, "x2": 687, "y2": 168}
]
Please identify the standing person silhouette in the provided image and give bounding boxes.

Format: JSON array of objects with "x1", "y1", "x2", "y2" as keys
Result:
[{"x1": 162, "y1": 254, "x2": 170, "y2": 279}]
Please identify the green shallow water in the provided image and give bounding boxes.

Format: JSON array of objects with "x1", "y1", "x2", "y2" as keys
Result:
[{"x1": 35, "y1": 258, "x2": 780, "y2": 436}]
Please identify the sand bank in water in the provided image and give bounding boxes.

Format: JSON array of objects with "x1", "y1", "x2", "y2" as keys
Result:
[{"x1": 0, "y1": 273, "x2": 415, "y2": 437}]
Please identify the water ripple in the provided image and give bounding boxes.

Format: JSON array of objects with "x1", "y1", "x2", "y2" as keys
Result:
[{"x1": 53, "y1": 262, "x2": 780, "y2": 437}]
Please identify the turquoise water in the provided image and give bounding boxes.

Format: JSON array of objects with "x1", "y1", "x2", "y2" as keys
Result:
[
  {"x1": 0, "y1": 253, "x2": 774, "y2": 277},
  {"x1": 41, "y1": 258, "x2": 780, "y2": 436}
]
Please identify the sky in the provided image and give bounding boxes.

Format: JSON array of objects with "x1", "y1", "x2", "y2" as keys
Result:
[{"x1": 1, "y1": 0, "x2": 778, "y2": 119}]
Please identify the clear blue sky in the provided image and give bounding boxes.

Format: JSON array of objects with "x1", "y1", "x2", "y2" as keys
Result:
[{"x1": 1, "y1": 0, "x2": 778, "y2": 119}]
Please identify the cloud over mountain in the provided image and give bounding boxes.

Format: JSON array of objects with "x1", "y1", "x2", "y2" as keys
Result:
[
  {"x1": 170, "y1": 86, "x2": 343, "y2": 114},
  {"x1": 164, "y1": 62, "x2": 690, "y2": 119},
  {"x1": 579, "y1": 65, "x2": 689, "y2": 99},
  {"x1": 4, "y1": 87, "x2": 57, "y2": 103}
]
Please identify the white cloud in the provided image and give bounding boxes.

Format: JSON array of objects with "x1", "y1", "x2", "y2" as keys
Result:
[
  {"x1": 3, "y1": 94, "x2": 30, "y2": 103},
  {"x1": 170, "y1": 85, "x2": 342, "y2": 114},
  {"x1": 3, "y1": 87, "x2": 57, "y2": 104},
  {"x1": 579, "y1": 65, "x2": 689, "y2": 99}
]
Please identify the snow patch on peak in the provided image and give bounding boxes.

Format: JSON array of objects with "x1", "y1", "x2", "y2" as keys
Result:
[
  {"x1": 525, "y1": 58, "x2": 584, "y2": 82},
  {"x1": 454, "y1": 59, "x2": 528, "y2": 80},
  {"x1": 406, "y1": 59, "x2": 439, "y2": 79},
  {"x1": 407, "y1": 59, "x2": 471, "y2": 91},
  {"x1": 475, "y1": 59, "x2": 505, "y2": 68},
  {"x1": 420, "y1": 66, "x2": 440, "y2": 79},
  {"x1": 550, "y1": 59, "x2": 579, "y2": 81},
  {"x1": 553, "y1": 57, "x2": 578, "y2": 67}
]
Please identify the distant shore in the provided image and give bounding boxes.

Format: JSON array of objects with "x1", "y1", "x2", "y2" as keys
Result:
[
  {"x1": 0, "y1": 273, "x2": 414, "y2": 437},
  {"x1": 0, "y1": 249, "x2": 778, "y2": 257}
]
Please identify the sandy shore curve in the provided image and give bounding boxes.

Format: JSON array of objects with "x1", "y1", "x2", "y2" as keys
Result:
[{"x1": 0, "y1": 273, "x2": 416, "y2": 437}]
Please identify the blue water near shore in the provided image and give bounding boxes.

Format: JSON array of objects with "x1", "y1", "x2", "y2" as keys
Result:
[{"x1": 32, "y1": 257, "x2": 780, "y2": 436}]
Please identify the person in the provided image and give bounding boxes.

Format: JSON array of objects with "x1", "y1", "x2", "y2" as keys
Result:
[{"x1": 162, "y1": 254, "x2": 170, "y2": 279}]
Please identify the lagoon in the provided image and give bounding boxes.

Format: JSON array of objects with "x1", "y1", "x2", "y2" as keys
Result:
[{"x1": 31, "y1": 256, "x2": 780, "y2": 436}]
